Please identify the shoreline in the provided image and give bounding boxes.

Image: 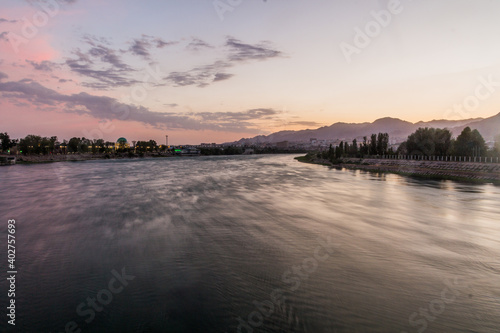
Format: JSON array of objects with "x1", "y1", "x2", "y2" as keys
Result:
[
  {"x1": 1, "y1": 151, "x2": 301, "y2": 165},
  {"x1": 295, "y1": 156, "x2": 500, "y2": 185},
  {"x1": 2, "y1": 153, "x2": 172, "y2": 165},
  {"x1": 6, "y1": 153, "x2": 500, "y2": 184}
]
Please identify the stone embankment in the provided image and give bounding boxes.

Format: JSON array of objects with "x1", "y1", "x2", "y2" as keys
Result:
[
  {"x1": 9, "y1": 152, "x2": 170, "y2": 164},
  {"x1": 307, "y1": 157, "x2": 500, "y2": 183},
  {"x1": 16, "y1": 154, "x2": 105, "y2": 163}
]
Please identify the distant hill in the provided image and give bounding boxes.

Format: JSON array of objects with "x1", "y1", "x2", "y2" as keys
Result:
[
  {"x1": 231, "y1": 113, "x2": 500, "y2": 145},
  {"x1": 449, "y1": 112, "x2": 500, "y2": 141}
]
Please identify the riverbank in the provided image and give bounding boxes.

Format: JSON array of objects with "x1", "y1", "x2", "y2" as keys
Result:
[
  {"x1": 5, "y1": 152, "x2": 171, "y2": 164},
  {"x1": 296, "y1": 155, "x2": 500, "y2": 184},
  {"x1": 3, "y1": 151, "x2": 303, "y2": 165}
]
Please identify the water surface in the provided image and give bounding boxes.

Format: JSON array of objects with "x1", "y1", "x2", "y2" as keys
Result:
[{"x1": 0, "y1": 155, "x2": 499, "y2": 332}]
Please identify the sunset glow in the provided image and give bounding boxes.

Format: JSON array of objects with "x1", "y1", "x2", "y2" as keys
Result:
[{"x1": 2, "y1": 0, "x2": 500, "y2": 144}]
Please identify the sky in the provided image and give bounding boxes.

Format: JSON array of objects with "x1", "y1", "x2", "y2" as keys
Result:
[{"x1": 1, "y1": 0, "x2": 500, "y2": 144}]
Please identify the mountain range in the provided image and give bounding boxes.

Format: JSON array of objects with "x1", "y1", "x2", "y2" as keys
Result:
[{"x1": 232, "y1": 112, "x2": 500, "y2": 145}]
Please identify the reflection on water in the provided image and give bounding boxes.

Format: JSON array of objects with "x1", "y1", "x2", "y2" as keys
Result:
[{"x1": 0, "y1": 155, "x2": 499, "y2": 332}]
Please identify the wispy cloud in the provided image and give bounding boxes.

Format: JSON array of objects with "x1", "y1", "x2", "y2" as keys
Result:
[
  {"x1": 128, "y1": 35, "x2": 177, "y2": 60},
  {"x1": 189, "y1": 108, "x2": 282, "y2": 132},
  {"x1": 286, "y1": 121, "x2": 324, "y2": 127},
  {"x1": 194, "y1": 108, "x2": 280, "y2": 121},
  {"x1": 165, "y1": 60, "x2": 232, "y2": 87},
  {"x1": 165, "y1": 37, "x2": 283, "y2": 87},
  {"x1": 155, "y1": 38, "x2": 177, "y2": 48},
  {"x1": 26, "y1": 60, "x2": 59, "y2": 72},
  {"x1": 25, "y1": 0, "x2": 77, "y2": 5},
  {"x1": 44, "y1": 33, "x2": 284, "y2": 90},
  {"x1": 226, "y1": 37, "x2": 282, "y2": 62},
  {"x1": 129, "y1": 38, "x2": 151, "y2": 59},
  {"x1": 213, "y1": 72, "x2": 234, "y2": 81},
  {"x1": 0, "y1": 79, "x2": 277, "y2": 133},
  {"x1": 0, "y1": 31, "x2": 9, "y2": 41},
  {"x1": 0, "y1": 18, "x2": 18, "y2": 24},
  {"x1": 66, "y1": 36, "x2": 138, "y2": 89},
  {"x1": 82, "y1": 34, "x2": 112, "y2": 46},
  {"x1": 65, "y1": 34, "x2": 177, "y2": 88},
  {"x1": 186, "y1": 37, "x2": 213, "y2": 52}
]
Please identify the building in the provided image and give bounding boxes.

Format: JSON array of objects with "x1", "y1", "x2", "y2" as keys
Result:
[
  {"x1": 115, "y1": 137, "x2": 130, "y2": 150},
  {"x1": 200, "y1": 143, "x2": 218, "y2": 148}
]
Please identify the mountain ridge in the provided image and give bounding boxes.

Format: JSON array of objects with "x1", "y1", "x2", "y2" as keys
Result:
[{"x1": 230, "y1": 113, "x2": 500, "y2": 145}]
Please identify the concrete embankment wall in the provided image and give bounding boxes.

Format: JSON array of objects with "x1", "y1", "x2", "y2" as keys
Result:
[
  {"x1": 15, "y1": 154, "x2": 105, "y2": 163},
  {"x1": 339, "y1": 158, "x2": 500, "y2": 182},
  {"x1": 10, "y1": 152, "x2": 167, "y2": 164}
]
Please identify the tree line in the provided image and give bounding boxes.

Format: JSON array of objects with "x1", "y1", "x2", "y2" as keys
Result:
[
  {"x1": 320, "y1": 132, "x2": 391, "y2": 161},
  {"x1": 0, "y1": 133, "x2": 164, "y2": 155},
  {"x1": 317, "y1": 127, "x2": 499, "y2": 163},
  {"x1": 397, "y1": 127, "x2": 499, "y2": 158}
]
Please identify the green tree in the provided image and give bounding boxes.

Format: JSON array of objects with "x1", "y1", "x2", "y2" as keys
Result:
[
  {"x1": 370, "y1": 134, "x2": 377, "y2": 155},
  {"x1": 223, "y1": 146, "x2": 243, "y2": 155},
  {"x1": 376, "y1": 133, "x2": 389, "y2": 155},
  {"x1": 396, "y1": 141, "x2": 407, "y2": 155},
  {"x1": 104, "y1": 141, "x2": 114, "y2": 153},
  {"x1": 335, "y1": 145, "x2": 342, "y2": 159},
  {"x1": 90, "y1": 139, "x2": 104, "y2": 154},
  {"x1": 361, "y1": 136, "x2": 369, "y2": 155},
  {"x1": 97, "y1": 139, "x2": 105, "y2": 153},
  {"x1": 135, "y1": 141, "x2": 147, "y2": 152},
  {"x1": 344, "y1": 142, "x2": 350, "y2": 156},
  {"x1": 470, "y1": 129, "x2": 487, "y2": 157},
  {"x1": 452, "y1": 127, "x2": 487, "y2": 157},
  {"x1": 49, "y1": 136, "x2": 57, "y2": 154},
  {"x1": 40, "y1": 137, "x2": 51, "y2": 154},
  {"x1": 68, "y1": 137, "x2": 80, "y2": 153},
  {"x1": 0, "y1": 132, "x2": 12, "y2": 152},
  {"x1": 60, "y1": 140, "x2": 68, "y2": 154},
  {"x1": 433, "y1": 128, "x2": 452, "y2": 155},
  {"x1": 327, "y1": 144, "x2": 334, "y2": 160},
  {"x1": 406, "y1": 128, "x2": 436, "y2": 156},
  {"x1": 148, "y1": 140, "x2": 157, "y2": 152},
  {"x1": 402, "y1": 127, "x2": 453, "y2": 157},
  {"x1": 135, "y1": 140, "x2": 157, "y2": 152},
  {"x1": 80, "y1": 138, "x2": 90, "y2": 153},
  {"x1": 494, "y1": 134, "x2": 500, "y2": 157},
  {"x1": 19, "y1": 135, "x2": 43, "y2": 154},
  {"x1": 351, "y1": 139, "x2": 358, "y2": 156}
]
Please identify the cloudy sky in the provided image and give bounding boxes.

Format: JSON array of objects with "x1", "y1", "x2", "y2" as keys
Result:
[{"x1": 1, "y1": 0, "x2": 500, "y2": 144}]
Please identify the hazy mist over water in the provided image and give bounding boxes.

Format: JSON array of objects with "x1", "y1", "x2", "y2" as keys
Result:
[{"x1": 1, "y1": 155, "x2": 499, "y2": 332}]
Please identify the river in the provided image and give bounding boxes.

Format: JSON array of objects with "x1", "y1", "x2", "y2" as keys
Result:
[{"x1": 0, "y1": 154, "x2": 499, "y2": 332}]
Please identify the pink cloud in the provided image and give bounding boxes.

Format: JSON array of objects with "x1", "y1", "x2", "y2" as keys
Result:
[
  {"x1": 0, "y1": 32, "x2": 59, "y2": 63},
  {"x1": 1, "y1": 99, "x2": 254, "y2": 145},
  {"x1": 0, "y1": 4, "x2": 63, "y2": 66}
]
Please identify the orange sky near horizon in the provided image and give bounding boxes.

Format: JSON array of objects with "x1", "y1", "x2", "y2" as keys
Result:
[{"x1": 2, "y1": 0, "x2": 500, "y2": 144}]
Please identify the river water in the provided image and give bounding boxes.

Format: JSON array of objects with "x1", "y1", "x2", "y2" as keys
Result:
[{"x1": 0, "y1": 154, "x2": 499, "y2": 332}]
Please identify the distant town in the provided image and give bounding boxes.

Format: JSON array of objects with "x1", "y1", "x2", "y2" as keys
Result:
[{"x1": 0, "y1": 133, "x2": 308, "y2": 161}]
